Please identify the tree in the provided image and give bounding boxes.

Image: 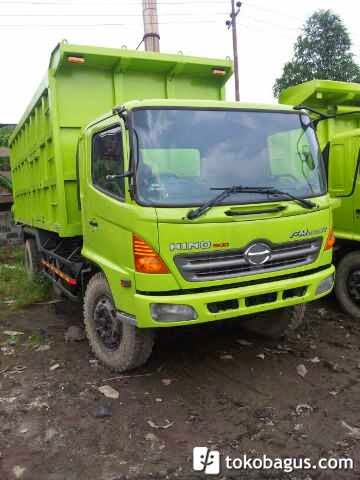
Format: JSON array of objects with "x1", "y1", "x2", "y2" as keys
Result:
[
  {"x1": 0, "y1": 125, "x2": 14, "y2": 147},
  {"x1": 0, "y1": 173, "x2": 12, "y2": 192},
  {"x1": 0, "y1": 125, "x2": 15, "y2": 171},
  {"x1": 273, "y1": 10, "x2": 360, "y2": 97}
]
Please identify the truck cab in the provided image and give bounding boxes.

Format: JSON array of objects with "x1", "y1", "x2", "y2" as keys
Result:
[{"x1": 77, "y1": 98, "x2": 335, "y2": 359}]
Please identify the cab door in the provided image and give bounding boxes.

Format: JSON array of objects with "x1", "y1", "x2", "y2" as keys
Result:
[{"x1": 80, "y1": 115, "x2": 133, "y2": 280}]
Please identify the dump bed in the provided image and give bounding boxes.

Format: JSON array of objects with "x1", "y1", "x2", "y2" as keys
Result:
[
  {"x1": 9, "y1": 41, "x2": 232, "y2": 237},
  {"x1": 280, "y1": 79, "x2": 360, "y2": 110}
]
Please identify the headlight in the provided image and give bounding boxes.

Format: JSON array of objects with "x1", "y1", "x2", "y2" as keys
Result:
[
  {"x1": 150, "y1": 303, "x2": 197, "y2": 322},
  {"x1": 316, "y1": 274, "x2": 334, "y2": 295}
]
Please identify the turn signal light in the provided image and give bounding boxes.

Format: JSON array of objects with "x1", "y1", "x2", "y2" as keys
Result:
[
  {"x1": 67, "y1": 56, "x2": 85, "y2": 64},
  {"x1": 324, "y1": 229, "x2": 335, "y2": 250},
  {"x1": 133, "y1": 235, "x2": 170, "y2": 274},
  {"x1": 212, "y1": 68, "x2": 226, "y2": 76}
]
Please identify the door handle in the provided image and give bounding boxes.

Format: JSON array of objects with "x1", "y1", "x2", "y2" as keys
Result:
[{"x1": 89, "y1": 219, "x2": 98, "y2": 227}]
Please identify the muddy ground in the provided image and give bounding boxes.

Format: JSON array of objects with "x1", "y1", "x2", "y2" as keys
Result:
[{"x1": 1, "y1": 295, "x2": 360, "y2": 480}]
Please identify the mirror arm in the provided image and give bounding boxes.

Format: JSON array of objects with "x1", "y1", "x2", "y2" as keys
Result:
[
  {"x1": 294, "y1": 104, "x2": 329, "y2": 120},
  {"x1": 113, "y1": 105, "x2": 128, "y2": 128},
  {"x1": 295, "y1": 105, "x2": 360, "y2": 127}
]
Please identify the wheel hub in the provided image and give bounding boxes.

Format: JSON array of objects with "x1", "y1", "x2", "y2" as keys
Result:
[
  {"x1": 347, "y1": 270, "x2": 360, "y2": 302},
  {"x1": 94, "y1": 296, "x2": 122, "y2": 350}
]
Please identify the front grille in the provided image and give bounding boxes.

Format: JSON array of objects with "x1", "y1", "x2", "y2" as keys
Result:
[{"x1": 174, "y1": 238, "x2": 322, "y2": 282}]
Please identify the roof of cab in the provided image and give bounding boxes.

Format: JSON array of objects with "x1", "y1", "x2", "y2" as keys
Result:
[{"x1": 84, "y1": 98, "x2": 297, "y2": 131}]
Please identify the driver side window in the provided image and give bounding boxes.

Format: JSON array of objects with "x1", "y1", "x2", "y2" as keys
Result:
[{"x1": 92, "y1": 126, "x2": 125, "y2": 200}]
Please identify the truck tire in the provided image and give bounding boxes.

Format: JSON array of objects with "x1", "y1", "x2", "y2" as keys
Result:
[
  {"x1": 241, "y1": 304, "x2": 306, "y2": 339},
  {"x1": 83, "y1": 272, "x2": 154, "y2": 372},
  {"x1": 335, "y1": 251, "x2": 360, "y2": 318},
  {"x1": 24, "y1": 238, "x2": 42, "y2": 280}
]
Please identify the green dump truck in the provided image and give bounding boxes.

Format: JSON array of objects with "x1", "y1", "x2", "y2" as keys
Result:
[
  {"x1": 280, "y1": 80, "x2": 360, "y2": 318},
  {"x1": 9, "y1": 42, "x2": 335, "y2": 371}
]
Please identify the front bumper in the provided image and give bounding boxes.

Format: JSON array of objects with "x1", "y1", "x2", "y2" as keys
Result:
[{"x1": 132, "y1": 265, "x2": 335, "y2": 328}]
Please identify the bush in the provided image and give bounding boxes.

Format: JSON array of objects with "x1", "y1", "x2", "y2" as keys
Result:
[
  {"x1": 0, "y1": 126, "x2": 15, "y2": 147},
  {"x1": 0, "y1": 157, "x2": 10, "y2": 171},
  {"x1": 0, "y1": 245, "x2": 51, "y2": 310}
]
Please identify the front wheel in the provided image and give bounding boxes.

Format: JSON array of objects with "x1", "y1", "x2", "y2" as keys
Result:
[
  {"x1": 240, "y1": 304, "x2": 306, "y2": 339},
  {"x1": 83, "y1": 273, "x2": 154, "y2": 372},
  {"x1": 335, "y1": 251, "x2": 360, "y2": 318}
]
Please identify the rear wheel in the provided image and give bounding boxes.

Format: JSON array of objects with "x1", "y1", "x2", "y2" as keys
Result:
[
  {"x1": 83, "y1": 272, "x2": 154, "y2": 372},
  {"x1": 24, "y1": 238, "x2": 41, "y2": 280},
  {"x1": 335, "y1": 251, "x2": 360, "y2": 318},
  {"x1": 241, "y1": 304, "x2": 306, "y2": 339}
]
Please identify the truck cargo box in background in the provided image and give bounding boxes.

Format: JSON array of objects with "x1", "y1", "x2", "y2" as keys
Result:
[{"x1": 9, "y1": 41, "x2": 232, "y2": 237}]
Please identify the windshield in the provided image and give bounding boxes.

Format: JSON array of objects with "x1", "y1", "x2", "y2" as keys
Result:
[{"x1": 132, "y1": 108, "x2": 326, "y2": 206}]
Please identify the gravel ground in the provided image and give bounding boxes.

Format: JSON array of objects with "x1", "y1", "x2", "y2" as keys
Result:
[{"x1": 0, "y1": 296, "x2": 359, "y2": 480}]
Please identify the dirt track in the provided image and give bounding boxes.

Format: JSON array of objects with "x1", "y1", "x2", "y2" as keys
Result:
[{"x1": 0, "y1": 297, "x2": 360, "y2": 479}]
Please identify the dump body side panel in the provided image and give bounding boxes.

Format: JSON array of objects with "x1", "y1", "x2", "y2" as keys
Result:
[
  {"x1": 52, "y1": 63, "x2": 117, "y2": 236},
  {"x1": 9, "y1": 85, "x2": 65, "y2": 233}
]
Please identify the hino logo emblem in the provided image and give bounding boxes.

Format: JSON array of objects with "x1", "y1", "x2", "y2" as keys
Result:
[
  {"x1": 169, "y1": 240, "x2": 212, "y2": 251},
  {"x1": 244, "y1": 243, "x2": 272, "y2": 265}
]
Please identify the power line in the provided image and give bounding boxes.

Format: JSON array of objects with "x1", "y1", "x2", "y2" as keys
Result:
[
  {"x1": 0, "y1": 18, "x2": 358, "y2": 48},
  {"x1": 0, "y1": 13, "x2": 338, "y2": 36},
  {"x1": 0, "y1": 20, "x2": 221, "y2": 27},
  {"x1": 1, "y1": 2, "x2": 360, "y2": 49},
  {"x1": 0, "y1": 0, "x2": 229, "y2": 4},
  {"x1": 2, "y1": 0, "x2": 357, "y2": 41},
  {"x1": 0, "y1": 12, "x2": 230, "y2": 16},
  {"x1": 0, "y1": 1, "x2": 353, "y2": 34},
  {"x1": 244, "y1": 2, "x2": 305, "y2": 23},
  {"x1": 0, "y1": 0, "x2": 358, "y2": 38},
  {"x1": 0, "y1": 16, "x2": 301, "y2": 32}
]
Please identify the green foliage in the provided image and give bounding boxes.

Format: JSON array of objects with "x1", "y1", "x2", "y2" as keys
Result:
[
  {"x1": 0, "y1": 173, "x2": 12, "y2": 192},
  {"x1": 0, "y1": 246, "x2": 51, "y2": 310},
  {"x1": 0, "y1": 126, "x2": 14, "y2": 174},
  {"x1": 0, "y1": 157, "x2": 10, "y2": 170},
  {"x1": 0, "y1": 126, "x2": 15, "y2": 147},
  {"x1": 274, "y1": 10, "x2": 360, "y2": 98}
]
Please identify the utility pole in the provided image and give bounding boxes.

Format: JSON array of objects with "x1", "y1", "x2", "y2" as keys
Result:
[
  {"x1": 226, "y1": 1, "x2": 241, "y2": 101},
  {"x1": 142, "y1": 0, "x2": 160, "y2": 52}
]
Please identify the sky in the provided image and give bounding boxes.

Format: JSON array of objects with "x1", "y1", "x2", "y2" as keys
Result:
[{"x1": 1, "y1": 0, "x2": 360, "y2": 124}]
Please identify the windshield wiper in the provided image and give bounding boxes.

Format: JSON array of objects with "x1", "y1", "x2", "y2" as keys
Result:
[{"x1": 186, "y1": 186, "x2": 317, "y2": 220}]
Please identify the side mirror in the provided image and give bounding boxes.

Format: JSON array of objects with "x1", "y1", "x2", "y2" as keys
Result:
[
  {"x1": 328, "y1": 134, "x2": 359, "y2": 197},
  {"x1": 300, "y1": 113, "x2": 312, "y2": 129},
  {"x1": 301, "y1": 145, "x2": 315, "y2": 170}
]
